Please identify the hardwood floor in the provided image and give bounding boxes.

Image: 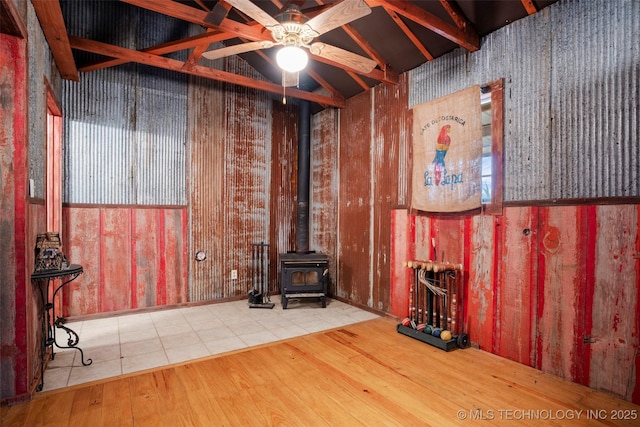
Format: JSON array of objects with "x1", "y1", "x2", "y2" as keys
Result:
[{"x1": 2, "y1": 317, "x2": 639, "y2": 426}]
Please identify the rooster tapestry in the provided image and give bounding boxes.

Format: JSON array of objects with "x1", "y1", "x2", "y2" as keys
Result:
[{"x1": 410, "y1": 86, "x2": 483, "y2": 213}]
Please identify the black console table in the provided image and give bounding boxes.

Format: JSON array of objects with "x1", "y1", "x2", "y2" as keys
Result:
[{"x1": 31, "y1": 265, "x2": 92, "y2": 391}]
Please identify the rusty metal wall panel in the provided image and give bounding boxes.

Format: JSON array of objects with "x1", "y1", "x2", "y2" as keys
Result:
[
  {"x1": 187, "y1": 57, "x2": 273, "y2": 302},
  {"x1": 222, "y1": 76, "x2": 273, "y2": 299},
  {"x1": 370, "y1": 79, "x2": 411, "y2": 311},
  {"x1": 187, "y1": 77, "x2": 226, "y2": 301},
  {"x1": 270, "y1": 101, "x2": 298, "y2": 293},
  {"x1": 408, "y1": 0, "x2": 639, "y2": 201},
  {"x1": 163, "y1": 208, "x2": 188, "y2": 305},
  {"x1": 330, "y1": 77, "x2": 411, "y2": 310},
  {"x1": 310, "y1": 107, "x2": 338, "y2": 290},
  {"x1": 394, "y1": 73, "x2": 412, "y2": 208},
  {"x1": 338, "y1": 91, "x2": 373, "y2": 303},
  {"x1": 27, "y1": 203, "x2": 47, "y2": 391},
  {"x1": 409, "y1": 15, "x2": 554, "y2": 202}
]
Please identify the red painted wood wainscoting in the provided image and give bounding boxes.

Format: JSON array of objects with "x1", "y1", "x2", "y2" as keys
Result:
[
  {"x1": 391, "y1": 204, "x2": 640, "y2": 404},
  {"x1": 61, "y1": 206, "x2": 188, "y2": 316}
]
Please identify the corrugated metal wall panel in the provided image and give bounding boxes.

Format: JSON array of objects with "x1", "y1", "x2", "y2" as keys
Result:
[
  {"x1": 270, "y1": 101, "x2": 298, "y2": 293},
  {"x1": 338, "y1": 91, "x2": 374, "y2": 303},
  {"x1": 62, "y1": 1, "x2": 188, "y2": 206},
  {"x1": 409, "y1": 0, "x2": 640, "y2": 201},
  {"x1": 187, "y1": 76, "x2": 226, "y2": 301},
  {"x1": 187, "y1": 55, "x2": 273, "y2": 302},
  {"x1": 550, "y1": 0, "x2": 640, "y2": 198},
  {"x1": 395, "y1": 73, "x2": 411, "y2": 207},
  {"x1": 369, "y1": 79, "x2": 411, "y2": 311},
  {"x1": 27, "y1": 1, "x2": 53, "y2": 199},
  {"x1": 135, "y1": 82, "x2": 187, "y2": 205},
  {"x1": 310, "y1": 106, "x2": 338, "y2": 292},
  {"x1": 222, "y1": 73, "x2": 273, "y2": 299},
  {"x1": 64, "y1": 69, "x2": 135, "y2": 204},
  {"x1": 63, "y1": 65, "x2": 187, "y2": 205},
  {"x1": 499, "y1": 14, "x2": 553, "y2": 202}
]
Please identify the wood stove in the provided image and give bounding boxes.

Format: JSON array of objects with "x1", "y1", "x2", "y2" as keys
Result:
[
  {"x1": 280, "y1": 252, "x2": 329, "y2": 309},
  {"x1": 279, "y1": 100, "x2": 329, "y2": 309}
]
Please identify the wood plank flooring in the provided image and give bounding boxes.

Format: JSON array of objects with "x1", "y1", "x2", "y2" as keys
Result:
[{"x1": 2, "y1": 317, "x2": 639, "y2": 426}]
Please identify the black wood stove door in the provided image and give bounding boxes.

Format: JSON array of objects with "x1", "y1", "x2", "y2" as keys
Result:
[{"x1": 279, "y1": 253, "x2": 328, "y2": 309}]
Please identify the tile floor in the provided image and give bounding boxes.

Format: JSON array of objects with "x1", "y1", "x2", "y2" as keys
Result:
[{"x1": 42, "y1": 295, "x2": 378, "y2": 392}]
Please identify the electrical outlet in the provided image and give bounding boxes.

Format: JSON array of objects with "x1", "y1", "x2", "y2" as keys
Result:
[{"x1": 231, "y1": 269, "x2": 238, "y2": 280}]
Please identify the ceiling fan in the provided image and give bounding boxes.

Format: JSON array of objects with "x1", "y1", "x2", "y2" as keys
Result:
[{"x1": 201, "y1": 0, "x2": 378, "y2": 77}]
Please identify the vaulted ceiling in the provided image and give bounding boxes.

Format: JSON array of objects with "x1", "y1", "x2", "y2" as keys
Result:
[{"x1": 31, "y1": 0, "x2": 558, "y2": 109}]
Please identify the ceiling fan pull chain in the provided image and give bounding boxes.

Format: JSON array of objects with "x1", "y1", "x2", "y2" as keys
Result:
[{"x1": 282, "y1": 71, "x2": 287, "y2": 105}]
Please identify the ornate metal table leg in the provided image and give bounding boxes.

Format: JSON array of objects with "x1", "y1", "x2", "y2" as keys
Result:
[
  {"x1": 53, "y1": 317, "x2": 92, "y2": 366},
  {"x1": 32, "y1": 265, "x2": 89, "y2": 391}
]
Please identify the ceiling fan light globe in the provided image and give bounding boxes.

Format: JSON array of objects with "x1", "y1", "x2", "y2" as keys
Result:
[{"x1": 276, "y1": 46, "x2": 308, "y2": 73}]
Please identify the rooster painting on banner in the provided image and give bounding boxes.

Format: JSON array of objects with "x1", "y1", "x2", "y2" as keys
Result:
[{"x1": 410, "y1": 86, "x2": 483, "y2": 213}]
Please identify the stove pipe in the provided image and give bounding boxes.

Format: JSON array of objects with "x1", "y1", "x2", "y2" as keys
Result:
[{"x1": 296, "y1": 100, "x2": 311, "y2": 253}]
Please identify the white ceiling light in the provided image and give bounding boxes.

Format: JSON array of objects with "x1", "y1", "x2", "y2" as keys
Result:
[{"x1": 276, "y1": 45, "x2": 308, "y2": 72}]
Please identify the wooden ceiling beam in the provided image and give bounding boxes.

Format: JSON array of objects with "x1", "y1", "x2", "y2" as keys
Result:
[
  {"x1": 438, "y1": 0, "x2": 469, "y2": 30},
  {"x1": 340, "y1": 23, "x2": 388, "y2": 68},
  {"x1": 125, "y1": 0, "x2": 383, "y2": 85},
  {"x1": 383, "y1": 7, "x2": 433, "y2": 61},
  {"x1": 347, "y1": 71, "x2": 371, "y2": 91},
  {"x1": 182, "y1": 36, "x2": 217, "y2": 71},
  {"x1": 203, "y1": 1, "x2": 232, "y2": 26},
  {"x1": 212, "y1": 0, "x2": 343, "y2": 105},
  {"x1": 254, "y1": 51, "x2": 344, "y2": 102},
  {"x1": 31, "y1": 0, "x2": 79, "y2": 81},
  {"x1": 309, "y1": 53, "x2": 396, "y2": 84},
  {"x1": 270, "y1": 0, "x2": 285, "y2": 10},
  {"x1": 521, "y1": 0, "x2": 538, "y2": 15},
  {"x1": 79, "y1": 31, "x2": 234, "y2": 73},
  {"x1": 69, "y1": 36, "x2": 345, "y2": 108},
  {"x1": 312, "y1": 0, "x2": 393, "y2": 82},
  {"x1": 0, "y1": 0, "x2": 27, "y2": 38},
  {"x1": 121, "y1": 0, "x2": 270, "y2": 41},
  {"x1": 226, "y1": 0, "x2": 344, "y2": 102},
  {"x1": 183, "y1": 1, "x2": 227, "y2": 72},
  {"x1": 366, "y1": 0, "x2": 479, "y2": 52}
]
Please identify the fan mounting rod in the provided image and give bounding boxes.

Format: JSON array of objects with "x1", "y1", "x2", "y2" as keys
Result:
[{"x1": 269, "y1": 5, "x2": 318, "y2": 48}]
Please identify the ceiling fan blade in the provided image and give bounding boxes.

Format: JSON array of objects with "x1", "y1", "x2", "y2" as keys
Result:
[
  {"x1": 305, "y1": 0, "x2": 371, "y2": 36},
  {"x1": 310, "y1": 42, "x2": 376, "y2": 74},
  {"x1": 226, "y1": 0, "x2": 280, "y2": 28},
  {"x1": 202, "y1": 41, "x2": 273, "y2": 60}
]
